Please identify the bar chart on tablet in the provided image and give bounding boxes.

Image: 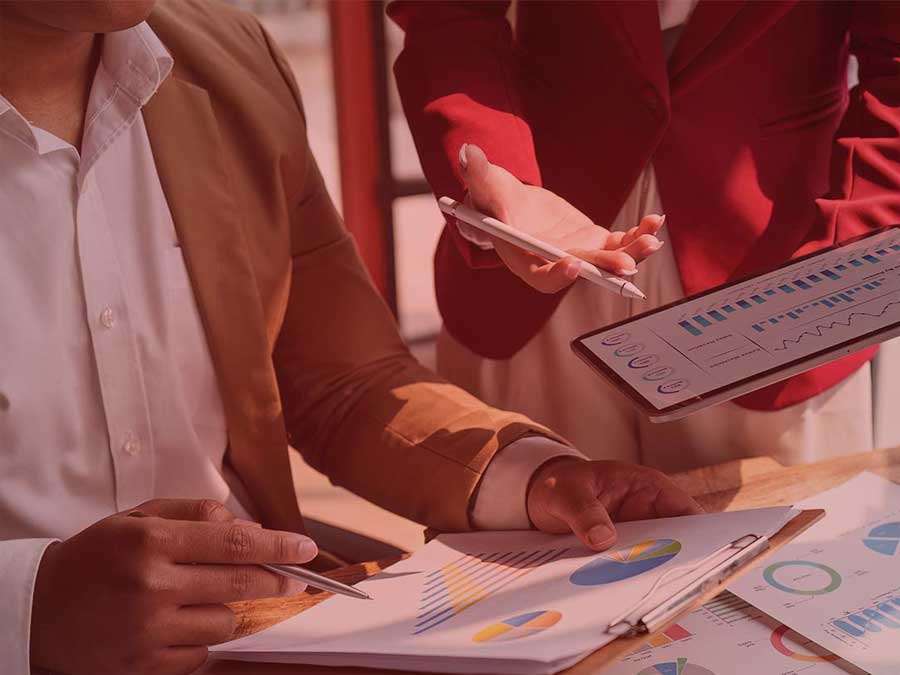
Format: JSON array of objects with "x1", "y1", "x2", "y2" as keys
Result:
[{"x1": 582, "y1": 228, "x2": 900, "y2": 409}]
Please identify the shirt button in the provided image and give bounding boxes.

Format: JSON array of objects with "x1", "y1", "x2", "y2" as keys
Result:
[
  {"x1": 122, "y1": 434, "x2": 142, "y2": 456},
  {"x1": 100, "y1": 307, "x2": 116, "y2": 329}
]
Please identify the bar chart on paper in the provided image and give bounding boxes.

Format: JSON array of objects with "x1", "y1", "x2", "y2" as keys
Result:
[
  {"x1": 583, "y1": 227, "x2": 900, "y2": 409},
  {"x1": 605, "y1": 592, "x2": 862, "y2": 675},
  {"x1": 413, "y1": 548, "x2": 569, "y2": 635}
]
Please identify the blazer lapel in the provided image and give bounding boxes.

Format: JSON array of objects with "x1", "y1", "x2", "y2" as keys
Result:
[
  {"x1": 668, "y1": 1, "x2": 793, "y2": 96},
  {"x1": 142, "y1": 76, "x2": 304, "y2": 532},
  {"x1": 606, "y1": 1, "x2": 670, "y2": 104}
]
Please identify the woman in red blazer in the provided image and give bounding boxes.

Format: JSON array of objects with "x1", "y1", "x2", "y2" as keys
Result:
[{"x1": 390, "y1": 0, "x2": 900, "y2": 470}]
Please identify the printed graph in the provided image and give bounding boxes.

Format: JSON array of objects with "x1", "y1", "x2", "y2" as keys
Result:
[
  {"x1": 762, "y1": 561, "x2": 842, "y2": 596},
  {"x1": 472, "y1": 610, "x2": 562, "y2": 643},
  {"x1": 629, "y1": 623, "x2": 694, "y2": 656},
  {"x1": 637, "y1": 658, "x2": 715, "y2": 675},
  {"x1": 863, "y1": 522, "x2": 900, "y2": 556},
  {"x1": 570, "y1": 539, "x2": 681, "y2": 586},
  {"x1": 700, "y1": 592, "x2": 759, "y2": 625},
  {"x1": 770, "y1": 624, "x2": 840, "y2": 663},
  {"x1": 413, "y1": 548, "x2": 568, "y2": 636},
  {"x1": 830, "y1": 596, "x2": 900, "y2": 639}
]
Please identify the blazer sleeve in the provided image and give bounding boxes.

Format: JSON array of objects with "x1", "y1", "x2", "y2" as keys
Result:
[
  {"x1": 388, "y1": 0, "x2": 567, "y2": 359},
  {"x1": 804, "y1": 2, "x2": 900, "y2": 251},
  {"x1": 262, "y1": 30, "x2": 568, "y2": 533}
]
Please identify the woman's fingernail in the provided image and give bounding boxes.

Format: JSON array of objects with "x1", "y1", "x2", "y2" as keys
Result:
[
  {"x1": 617, "y1": 267, "x2": 638, "y2": 276},
  {"x1": 659, "y1": 214, "x2": 666, "y2": 227},
  {"x1": 458, "y1": 143, "x2": 469, "y2": 169},
  {"x1": 564, "y1": 262, "x2": 580, "y2": 279}
]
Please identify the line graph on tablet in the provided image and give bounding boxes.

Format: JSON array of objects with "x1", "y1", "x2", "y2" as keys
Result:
[{"x1": 578, "y1": 227, "x2": 900, "y2": 412}]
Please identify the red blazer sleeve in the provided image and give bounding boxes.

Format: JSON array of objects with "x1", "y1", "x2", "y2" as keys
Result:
[
  {"x1": 804, "y1": 2, "x2": 900, "y2": 249},
  {"x1": 388, "y1": 1, "x2": 566, "y2": 359}
]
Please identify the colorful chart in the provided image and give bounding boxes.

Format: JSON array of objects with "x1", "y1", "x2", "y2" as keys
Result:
[
  {"x1": 863, "y1": 522, "x2": 900, "y2": 556},
  {"x1": 637, "y1": 658, "x2": 715, "y2": 675},
  {"x1": 762, "y1": 561, "x2": 842, "y2": 596},
  {"x1": 413, "y1": 547, "x2": 568, "y2": 635},
  {"x1": 630, "y1": 623, "x2": 693, "y2": 655},
  {"x1": 770, "y1": 624, "x2": 840, "y2": 662},
  {"x1": 570, "y1": 539, "x2": 681, "y2": 586},
  {"x1": 472, "y1": 610, "x2": 562, "y2": 643}
]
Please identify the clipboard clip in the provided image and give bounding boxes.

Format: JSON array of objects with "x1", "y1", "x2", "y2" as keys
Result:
[{"x1": 606, "y1": 533, "x2": 769, "y2": 638}]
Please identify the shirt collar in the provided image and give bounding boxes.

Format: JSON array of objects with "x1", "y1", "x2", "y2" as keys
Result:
[
  {"x1": 0, "y1": 22, "x2": 173, "y2": 154},
  {"x1": 100, "y1": 21, "x2": 174, "y2": 107}
]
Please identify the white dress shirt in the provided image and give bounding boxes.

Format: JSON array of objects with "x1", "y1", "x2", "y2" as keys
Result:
[{"x1": 0, "y1": 22, "x2": 579, "y2": 674}]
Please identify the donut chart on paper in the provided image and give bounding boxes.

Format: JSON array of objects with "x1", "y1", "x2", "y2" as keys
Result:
[
  {"x1": 472, "y1": 610, "x2": 562, "y2": 643},
  {"x1": 570, "y1": 539, "x2": 681, "y2": 586},
  {"x1": 770, "y1": 624, "x2": 841, "y2": 662},
  {"x1": 762, "y1": 561, "x2": 842, "y2": 596},
  {"x1": 637, "y1": 658, "x2": 715, "y2": 675}
]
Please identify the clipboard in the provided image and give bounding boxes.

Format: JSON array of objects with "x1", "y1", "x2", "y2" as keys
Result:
[{"x1": 568, "y1": 508, "x2": 825, "y2": 673}]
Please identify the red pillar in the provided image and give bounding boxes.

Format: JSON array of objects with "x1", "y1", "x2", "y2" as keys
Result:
[{"x1": 328, "y1": 1, "x2": 397, "y2": 313}]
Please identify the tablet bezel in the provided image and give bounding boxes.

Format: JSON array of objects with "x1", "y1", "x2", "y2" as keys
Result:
[{"x1": 570, "y1": 225, "x2": 900, "y2": 423}]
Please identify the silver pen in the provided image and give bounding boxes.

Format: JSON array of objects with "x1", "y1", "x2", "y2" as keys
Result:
[
  {"x1": 438, "y1": 197, "x2": 647, "y2": 300},
  {"x1": 261, "y1": 563, "x2": 372, "y2": 600}
]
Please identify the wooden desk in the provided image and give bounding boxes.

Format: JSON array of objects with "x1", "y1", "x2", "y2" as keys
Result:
[{"x1": 202, "y1": 447, "x2": 900, "y2": 675}]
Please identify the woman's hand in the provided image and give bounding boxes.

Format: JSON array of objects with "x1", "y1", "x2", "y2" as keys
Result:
[{"x1": 458, "y1": 143, "x2": 665, "y2": 293}]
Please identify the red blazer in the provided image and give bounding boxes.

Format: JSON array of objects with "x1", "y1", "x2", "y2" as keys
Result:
[{"x1": 389, "y1": 0, "x2": 900, "y2": 410}]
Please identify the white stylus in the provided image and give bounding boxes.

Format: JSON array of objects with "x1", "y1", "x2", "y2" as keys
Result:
[{"x1": 438, "y1": 197, "x2": 646, "y2": 300}]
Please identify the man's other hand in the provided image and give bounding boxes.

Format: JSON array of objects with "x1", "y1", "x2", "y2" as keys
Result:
[
  {"x1": 526, "y1": 458, "x2": 703, "y2": 550},
  {"x1": 458, "y1": 144, "x2": 665, "y2": 293},
  {"x1": 29, "y1": 499, "x2": 318, "y2": 675}
]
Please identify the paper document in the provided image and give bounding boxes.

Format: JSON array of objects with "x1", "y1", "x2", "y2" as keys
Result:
[
  {"x1": 603, "y1": 591, "x2": 864, "y2": 675},
  {"x1": 581, "y1": 227, "x2": 900, "y2": 409},
  {"x1": 213, "y1": 507, "x2": 797, "y2": 675},
  {"x1": 731, "y1": 472, "x2": 900, "y2": 675}
]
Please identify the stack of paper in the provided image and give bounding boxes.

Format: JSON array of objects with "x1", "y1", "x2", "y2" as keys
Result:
[
  {"x1": 213, "y1": 507, "x2": 798, "y2": 675},
  {"x1": 730, "y1": 472, "x2": 900, "y2": 675}
]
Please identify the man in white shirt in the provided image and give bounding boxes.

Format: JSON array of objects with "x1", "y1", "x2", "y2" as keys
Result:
[{"x1": 0, "y1": 2, "x2": 701, "y2": 674}]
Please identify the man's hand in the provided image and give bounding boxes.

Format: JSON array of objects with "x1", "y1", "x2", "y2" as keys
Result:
[
  {"x1": 459, "y1": 143, "x2": 664, "y2": 293},
  {"x1": 29, "y1": 499, "x2": 318, "y2": 675},
  {"x1": 527, "y1": 457, "x2": 703, "y2": 550}
]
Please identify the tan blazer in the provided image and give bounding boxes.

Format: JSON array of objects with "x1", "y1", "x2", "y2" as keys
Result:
[{"x1": 142, "y1": 1, "x2": 563, "y2": 535}]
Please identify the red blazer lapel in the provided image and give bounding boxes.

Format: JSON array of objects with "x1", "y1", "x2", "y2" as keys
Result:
[
  {"x1": 669, "y1": 0, "x2": 793, "y2": 96},
  {"x1": 607, "y1": 0, "x2": 671, "y2": 107}
]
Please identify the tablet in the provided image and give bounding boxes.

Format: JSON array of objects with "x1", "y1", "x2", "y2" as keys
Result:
[{"x1": 571, "y1": 225, "x2": 900, "y2": 422}]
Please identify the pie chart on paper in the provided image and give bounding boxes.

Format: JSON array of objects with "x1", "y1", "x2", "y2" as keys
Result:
[
  {"x1": 570, "y1": 539, "x2": 681, "y2": 586},
  {"x1": 472, "y1": 610, "x2": 562, "y2": 643},
  {"x1": 637, "y1": 658, "x2": 715, "y2": 675},
  {"x1": 863, "y1": 522, "x2": 900, "y2": 556}
]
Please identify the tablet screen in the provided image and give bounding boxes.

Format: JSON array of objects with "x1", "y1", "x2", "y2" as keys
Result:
[{"x1": 573, "y1": 226, "x2": 900, "y2": 416}]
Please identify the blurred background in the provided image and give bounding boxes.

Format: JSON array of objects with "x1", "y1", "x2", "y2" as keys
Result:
[{"x1": 227, "y1": 0, "x2": 445, "y2": 555}]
